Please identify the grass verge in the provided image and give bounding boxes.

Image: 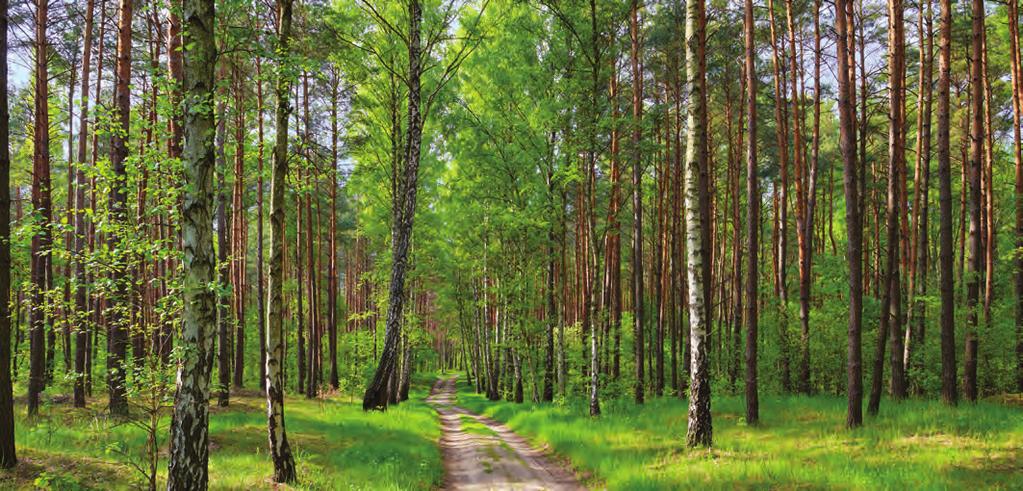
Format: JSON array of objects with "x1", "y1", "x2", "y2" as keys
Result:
[
  {"x1": 456, "y1": 379, "x2": 1023, "y2": 490},
  {"x1": 0, "y1": 380, "x2": 442, "y2": 490}
]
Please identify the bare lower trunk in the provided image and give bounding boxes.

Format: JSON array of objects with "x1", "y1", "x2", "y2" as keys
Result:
[
  {"x1": 936, "y1": 0, "x2": 957, "y2": 406},
  {"x1": 329, "y1": 70, "x2": 340, "y2": 390},
  {"x1": 1008, "y1": 0, "x2": 1023, "y2": 393},
  {"x1": 684, "y1": 0, "x2": 712, "y2": 447},
  {"x1": 363, "y1": 0, "x2": 424, "y2": 411},
  {"x1": 0, "y1": 0, "x2": 16, "y2": 468},
  {"x1": 28, "y1": 0, "x2": 52, "y2": 418},
  {"x1": 266, "y1": 0, "x2": 298, "y2": 482},
  {"x1": 630, "y1": 0, "x2": 645, "y2": 407},
  {"x1": 216, "y1": 97, "x2": 230, "y2": 407},
  {"x1": 836, "y1": 0, "x2": 863, "y2": 428},
  {"x1": 166, "y1": 0, "x2": 217, "y2": 486},
  {"x1": 907, "y1": 0, "x2": 933, "y2": 392},
  {"x1": 256, "y1": 57, "x2": 267, "y2": 390},
  {"x1": 742, "y1": 0, "x2": 760, "y2": 425},
  {"x1": 106, "y1": 0, "x2": 133, "y2": 418},
  {"x1": 73, "y1": 0, "x2": 96, "y2": 409},
  {"x1": 962, "y1": 0, "x2": 984, "y2": 403}
]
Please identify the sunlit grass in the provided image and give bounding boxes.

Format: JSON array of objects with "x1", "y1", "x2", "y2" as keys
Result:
[
  {"x1": 456, "y1": 379, "x2": 1023, "y2": 489},
  {"x1": 1, "y1": 379, "x2": 442, "y2": 490},
  {"x1": 460, "y1": 414, "x2": 499, "y2": 438}
]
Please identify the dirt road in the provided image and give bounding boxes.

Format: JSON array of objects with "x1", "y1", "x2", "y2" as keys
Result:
[{"x1": 427, "y1": 376, "x2": 584, "y2": 491}]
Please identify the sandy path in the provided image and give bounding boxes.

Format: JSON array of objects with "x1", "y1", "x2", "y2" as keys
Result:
[{"x1": 427, "y1": 376, "x2": 584, "y2": 491}]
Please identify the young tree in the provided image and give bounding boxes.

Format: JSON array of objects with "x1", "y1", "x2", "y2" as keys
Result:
[
  {"x1": 166, "y1": 0, "x2": 218, "y2": 485},
  {"x1": 684, "y1": 0, "x2": 712, "y2": 448},
  {"x1": 266, "y1": 0, "x2": 298, "y2": 481}
]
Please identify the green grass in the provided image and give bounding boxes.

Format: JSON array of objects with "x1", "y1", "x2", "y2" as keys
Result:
[
  {"x1": 456, "y1": 380, "x2": 1023, "y2": 490},
  {"x1": 459, "y1": 414, "x2": 499, "y2": 438},
  {"x1": 1, "y1": 380, "x2": 442, "y2": 490}
]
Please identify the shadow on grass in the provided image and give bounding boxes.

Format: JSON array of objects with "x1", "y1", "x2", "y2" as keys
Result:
[
  {"x1": 206, "y1": 393, "x2": 443, "y2": 489},
  {"x1": 0, "y1": 447, "x2": 130, "y2": 490}
]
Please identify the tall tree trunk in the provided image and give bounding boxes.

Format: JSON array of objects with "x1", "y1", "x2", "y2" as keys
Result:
[
  {"x1": 1008, "y1": 0, "x2": 1023, "y2": 393},
  {"x1": 105, "y1": 0, "x2": 132, "y2": 418},
  {"x1": 328, "y1": 69, "x2": 340, "y2": 391},
  {"x1": 87, "y1": 0, "x2": 108, "y2": 398},
  {"x1": 28, "y1": 0, "x2": 52, "y2": 418},
  {"x1": 785, "y1": 0, "x2": 806, "y2": 397},
  {"x1": 232, "y1": 67, "x2": 247, "y2": 389},
  {"x1": 743, "y1": 0, "x2": 760, "y2": 425},
  {"x1": 0, "y1": 0, "x2": 17, "y2": 468},
  {"x1": 72, "y1": 0, "x2": 96, "y2": 409},
  {"x1": 980, "y1": 25, "x2": 994, "y2": 326},
  {"x1": 887, "y1": 0, "x2": 907, "y2": 400},
  {"x1": 363, "y1": 0, "x2": 424, "y2": 411},
  {"x1": 304, "y1": 169, "x2": 317, "y2": 398},
  {"x1": 581, "y1": 0, "x2": 602, "y2": 419},
  {"x1": 543, "y1": 157, "x2": 557, "y2": 401},
  {"x1": 869, "y1": 0, "x2": 907, "y2": 415},
  {"x1": 836, "y1": 0, "x2": 863, "y2": 428},
  {"x1": 603, "y1": 62, "x2": 622, "y2": 384},
  {"x1": 936, "y1": 0, "x2": 957, "y2": 406},
  {"x1": 165, "y1": 0, "x2": 217, "y2": 485},
  {"x1": 907, "y1": 0, "x2": 933, "y2": 392},
  {"x1": 963, "y1": 0, "x2": 984, "y2": 403},
  {"x1": 216, "y1": 90, "x2": 230, "y2": 407},
  {"x1": 295, "y1": 166, "x2": 305, "y2": 395},
  {"x1": 798, "y1": 0, "x2": 823, "y2": 395},
  {"x1": 266, "y1": 0, "x2": 298, "y2": 481},
  {"x1": 684, "y1": 0, "x2": 712, "y2": 447},
  {"x1": 767, "y1": 0, "x2": 792, "y2": 392},
  {"x1": 62, "y1": 47, "x2": 78, "y2": 377},
  {"x1": 256, "y1": 56, "x2": 268, "y2": 390},
  {"x1": 631, "y1": 0, "x2": 645, "y2": 406}
]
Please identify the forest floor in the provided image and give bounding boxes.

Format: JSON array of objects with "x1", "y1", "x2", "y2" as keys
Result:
[
  {"x1": 0, "y1": 378, "x2": 443, "y2": 490},
  {"x1": 456, "y1": 378, "x2": 1023, "y2": 490},
  {"x1": 427, "y1": 376, "x2": 583, "y2": 490}
]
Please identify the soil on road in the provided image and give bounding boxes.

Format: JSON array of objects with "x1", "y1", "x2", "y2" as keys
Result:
[{"x1": 427, "y1": 376, "x2": 584, "y2": 491}]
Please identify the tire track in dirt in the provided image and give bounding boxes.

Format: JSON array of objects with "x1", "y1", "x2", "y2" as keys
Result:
[{"x1": 427, "y1": 376, "x2": 584, "y2": 491}]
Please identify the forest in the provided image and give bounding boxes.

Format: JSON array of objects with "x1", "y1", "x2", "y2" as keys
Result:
[{"x1": 0, "y1": 0, "x2": 1022, "y2": 488}]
